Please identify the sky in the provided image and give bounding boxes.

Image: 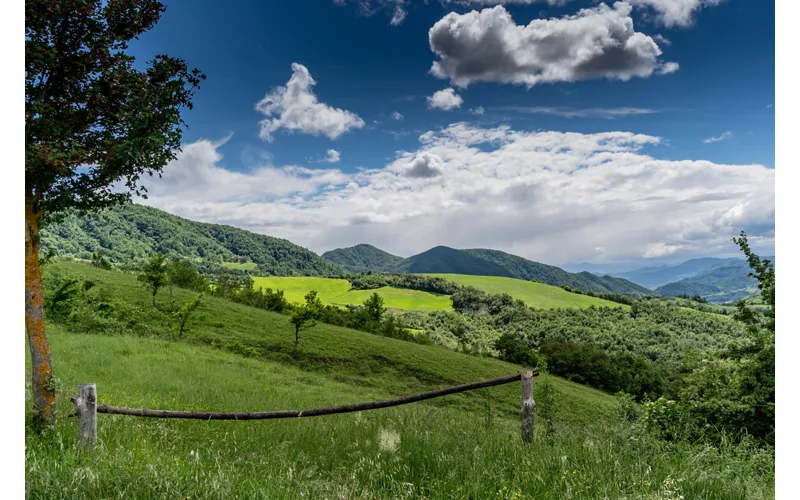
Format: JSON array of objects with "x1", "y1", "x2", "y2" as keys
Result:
[{"x1": 126, "y1": 0, "x2": 775, "y2": 269}]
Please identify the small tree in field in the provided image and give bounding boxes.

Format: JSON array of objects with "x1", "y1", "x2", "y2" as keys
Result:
[
  {"x1": 174, "y1": 293, "x2": 203, "y2": 337},
  {"x1": 138, "y1": 253, "x2": 168, "y2": 307},
  {"x1": 25, "y1": 1, "x2": 203, "y2": 425},
  {"x1": 290, "y1": 291, "x2": 323, "y2": 349}
]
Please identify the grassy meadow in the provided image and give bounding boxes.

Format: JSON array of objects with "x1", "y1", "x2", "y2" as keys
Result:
[
  {"x1": 221, "y1": 261, "x2": 259, "y2": 271},
  {"x1": 25, "y1": 262, "x2": 774, "y2": 498},
  {"x1": 426, "y1": 274, "x2": 629, "y2": 309},
  {"x1": 251, "y1": 273, "x2": 627, "y2": 313}
]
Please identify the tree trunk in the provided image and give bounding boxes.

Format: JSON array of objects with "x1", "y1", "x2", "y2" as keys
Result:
[{"x1": 25, "y1": 201, "x2": 56, "y2": 427}]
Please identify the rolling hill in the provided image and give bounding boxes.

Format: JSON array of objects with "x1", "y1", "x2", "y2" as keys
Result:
[
  {"x1": 323, "y1": 245, "x2": 653, "y2": 298},
  {"x1": 654, "y1": 258, "x2": 773, "y2": 303},
  {"x1": 614, "y1": 257, "x2": 745, "y2": 289},
  {"x1": 321, "y1": 244, "x2": 407, "y2": 273},
  {"x1": 40, "y1": 203, "x2": 344, "y2": 276}
]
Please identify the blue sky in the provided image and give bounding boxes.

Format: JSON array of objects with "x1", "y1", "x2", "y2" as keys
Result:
[{"x1": 127, "y1": 0, "x2": 775, "y2": 268}]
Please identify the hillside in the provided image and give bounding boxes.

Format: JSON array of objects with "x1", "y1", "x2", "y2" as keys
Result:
[
  {"x1": 464, "y1": 249, "x2": 653, "y2": 297},
  {"x1": 614, "y1": 257, "x2": 744, "y2": 289},
  {"x1": 654, "y1": 257, "x2": 773, "y2": 303},
  {"x1": 322, "y1": 244, "x2": 407, "y2": 273},
  {"x1": 323, "y1": 245, "x2": 652, "y2": 298},
  {"x1": 28, "y1": 261, "x2": 773, "y2": 498},
  {"x1": 425, "y1": 274, "x2": 630, "y2": 310},
  {"x1": 40, "y1": 203, "x2": 343, "y2": 276}
]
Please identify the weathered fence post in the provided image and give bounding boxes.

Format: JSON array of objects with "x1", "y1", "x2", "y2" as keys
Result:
[
  {"x1": 520, "y1": 371, "x2": 535, "y2": 443},
  {"x1": 73, "y1": 384, "x2": 97, "y2": 448}
]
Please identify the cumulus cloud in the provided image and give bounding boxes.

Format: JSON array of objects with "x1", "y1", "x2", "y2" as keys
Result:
[
  {"x1": 324, "y1": 149, "x2": 342, "y2": 163},
  {"x1": 703, "y1": 131, "x2": 733, "y2": 143},
  {"x1": 402, "y1": 153, "x2": 444, "y2": 178},
  {"x1": 497, "y1": 106, "x2": 658, "y2": 118},
  {"x1": 392, "y1": 111, "x2": 404, "y2": 120},
  {"x1": 140, "y1": 124, "x2": 774, "y2": 265},
  {"x1": 255, "y1": 63, "x2": 365, "y2": 141},
  {"x1": 429, "y1": 3, "x2": 678, "y2": 88},
  {"x1": 471, "y1": 106, "x2": 486, "y2": 115},
  {"x1": 628, "y1": 0, "x2": 724, "y2": 28},
  {"x1": 427, "y1": 88, "x2": 464, "y2": 110}
]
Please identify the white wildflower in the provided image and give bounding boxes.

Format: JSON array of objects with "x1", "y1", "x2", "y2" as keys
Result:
[{"x1": 378, "y1": 428, "x2": 401, "y2": 453}]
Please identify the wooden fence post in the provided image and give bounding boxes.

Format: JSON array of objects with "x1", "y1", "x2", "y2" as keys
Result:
[
  {"x1": 73, "y1": 384, "x2": 97, "y2": 448},
  {"x1": 520, "y1": 371, "x2": 534, "y2": 443}
]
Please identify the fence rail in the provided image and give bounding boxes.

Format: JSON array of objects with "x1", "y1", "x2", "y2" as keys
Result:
[{"x1": 71, "y1": 369, "x2": 538, "y2": 447}]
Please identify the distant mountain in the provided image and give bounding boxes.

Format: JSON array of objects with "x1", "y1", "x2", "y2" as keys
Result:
[
  {"x1": 321, "y1": 244, "x2": 407, "y2": 273},
  {"x1": 463, "y1": 249, "x2": 653, "y2": 297},
  {"x1": 614, "y1": 257, "x2": 743, "y2": 289},
  {"x1": 322, "y1": 244, "x2": 653, "y2": 298},
  {"x1": 654, "y1": 257, "x2": 773, "y2": 304},
  {"x1": 41, "y1": 203, "x2": 344, "y2": 276}
]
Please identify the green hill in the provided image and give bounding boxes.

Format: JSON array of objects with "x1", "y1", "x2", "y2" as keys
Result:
[
  {"x1": 655, "y1": 257, "x2": 773, "y2": 303},
  {"x1": 425, "y1": 274, "x2": 629, "y2": 310},
  {"x1": 463, "y1": 249, "x2": 653, "y2": 297},
  {"x1": 26, "y1": 261, "x2": 773, "y2": 498},
  {"x1": 321, "y1": 244, "x2": 407, "y2": 273},
  {"x1": 322, "y1": 245, "x2": 652, "y2": 298},
  {"x1": 40, "y1": 203, "x2": 343, "y2": 276},
  {"x1": 615, "y1": 257, "x2": 743, "y2": 289}
]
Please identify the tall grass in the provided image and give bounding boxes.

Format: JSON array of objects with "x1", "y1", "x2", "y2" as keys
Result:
[{"x1": 26, "y1": 329, "x2": 774, "y2": 499}]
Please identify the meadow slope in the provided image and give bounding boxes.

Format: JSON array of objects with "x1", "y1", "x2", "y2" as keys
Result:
[{"x1": 26, "y1": 261, "x2": 774, "y2": 498}]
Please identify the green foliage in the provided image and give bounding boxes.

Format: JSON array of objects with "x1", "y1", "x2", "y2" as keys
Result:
[
  {"x1": 40, "y1": 203, "x2": 344, "y2": 275},
  {"x1": 166, "y1": 259, "x2": 207, "y2": 292},
  {"x1": 362, "y1": 292, "x2": 386, "y2": 322},
  {"x1": 322, "y1": 244, "x2": 408, "y2": 273},
  {"x1": 25, "y1": 0, "x2": 204, "y2": 220},
  {"x1": 494, "y1": 333, "x2": 539, "y2": 368},
  {"x1": 137, "y1": 253, "x2": 168, "y2": 306},
  {"x1": 173, "y1": 293, "x2": 203, "y2": 337},
  {"x1": 290, "y1": 291, "x2": 324, "y2": 349},
  {"x1": 91, "y1": 251, "x2": 112, "y2": 270}
]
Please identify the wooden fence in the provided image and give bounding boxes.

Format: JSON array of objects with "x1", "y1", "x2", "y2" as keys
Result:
[{"x1": 71, "y1": 369, "x2": 538, "y2": 447}]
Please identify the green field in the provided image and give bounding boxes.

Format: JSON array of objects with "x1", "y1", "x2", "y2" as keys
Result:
[
  {"x1": 252, "y1": 276, "x2": 352, "y2": 304},
  {"x1": 426, "y1": 274, "x2": 630, "y2": 309},
  {"x1": 252, "y1": 276, "x2": 451, "y2": 311},
  {"x1": 221, "y1": 261, "x2": 259, "y2": 271},
  {"x1": 26, "y1": 262, "x2": 774, "y2": 498},
  {"x1": 333, "y1": 286, "x2": 452, "y2": 311},
  {"x1": 250, "y1": 273, "x2": 629, "y2": 312}
]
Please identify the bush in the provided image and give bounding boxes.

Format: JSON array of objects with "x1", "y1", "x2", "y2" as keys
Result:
[{"x1": 494, "y1": 333, "x2": 539, "y2": 368}]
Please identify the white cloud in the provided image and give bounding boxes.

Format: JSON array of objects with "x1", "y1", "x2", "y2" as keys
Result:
[
  {"x1": 255, "y1": 63, "x2": 365, "y2": 142},
  {"x1": 392, "y1": 111, "x2": 404, "y2": 120},
  {"x1": 427, "y1": 88, "x2": 464, "y2": 110},
  {"x1": 703, "y1": 131, "x2": 733, "y2": 144},
  {"x1": 627, "y1": 0, "x2": 723, "y2": 28},
  {"x1": 471, "y1": 106, "x2": 485, "y2": 115},
  {"x1": 324, "y1": 149, "x2": 342, "y2": 163},
  {"x1": 429, "y1": 3, "x2": 678, "y2": 88},
  {"x1": 496, "y1": 106, "x2": 657, "y2": 118},
  {"x1": 140, "y1": 124, "x2": 774, "y2": 265}
]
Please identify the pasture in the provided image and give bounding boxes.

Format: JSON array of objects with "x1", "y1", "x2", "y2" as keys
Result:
[
  {"x1": 425, "y1": 274, "x2": 630, "y2": 309},
  {"x1": 25, "y1": 262, "x2": 775, "y2": 499}
]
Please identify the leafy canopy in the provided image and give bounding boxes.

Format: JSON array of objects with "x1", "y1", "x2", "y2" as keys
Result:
[{"x1": 25, "y1": 0, "x2": 204, "y2": 219}]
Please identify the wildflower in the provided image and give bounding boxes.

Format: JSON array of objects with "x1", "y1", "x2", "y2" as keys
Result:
[{"x1": 378, "y1": 428, "x2": 401, "y2": 453}]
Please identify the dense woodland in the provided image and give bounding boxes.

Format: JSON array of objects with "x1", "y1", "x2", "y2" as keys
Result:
[{"x1": 40, "y1": 204, "x2": 342, "y2": 276}]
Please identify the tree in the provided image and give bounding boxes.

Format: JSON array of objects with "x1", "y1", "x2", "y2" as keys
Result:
[
  {"x1": 363, "y1": 292, "x2": 386, "y2": 322},
  {"x1": 91, "y1": 251, "x2": 112, "y2": 270},
  {"x1": 25, "y1": 0, "x2": 203, "y2": 425},
  {"x1": 174, "y1": 293, "x2": 203, "y2": 337},
  {"x1": 290, "y1": 291, "x2": 323, "y2": 349},
  {"x1": 138, "y1": 253, "x2": 168, "y2": 307}
]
